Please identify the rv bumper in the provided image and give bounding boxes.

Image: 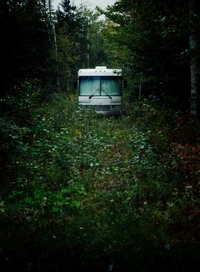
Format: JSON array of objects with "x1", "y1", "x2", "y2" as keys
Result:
[{"x1": 78, "y1": 105, "x2": 122, "y2": 116}]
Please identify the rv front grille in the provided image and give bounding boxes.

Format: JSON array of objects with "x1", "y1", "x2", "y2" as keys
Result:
[{"x1": 91, "y1": 105, "x2": 110, "y2": 111}]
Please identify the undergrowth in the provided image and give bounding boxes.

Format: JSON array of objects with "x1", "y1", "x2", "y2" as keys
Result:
[{"x1": 1, "y1": 82, "x2": 200, "y2": 271}]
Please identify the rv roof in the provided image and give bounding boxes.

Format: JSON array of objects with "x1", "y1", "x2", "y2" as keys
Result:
[
  {"x1": 78, "y1": 67, "x2": 122, "y2": 77},
  {"x1": 95, "y1": 66, "x2": 107, "y2": 69}
]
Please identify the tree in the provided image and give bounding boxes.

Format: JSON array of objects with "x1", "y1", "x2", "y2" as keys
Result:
[
  {"x1": 189, "y1": 0, "x2": 200, "y2": 118},
  {"x1": 0, "y1": 0, "x2": 54, "y2": 97},
  {"x1": 54, "y1": 2, "x2": 108, "y2": 92},
  {"x1": 54, "y1": 0, "x2": 83, "y2": 91},
  {"x1": 100, "y1": 0, "x2": 191, "y2": 109},
  {"x1": 78, "y1": 5, "x2": 108, "y2": 68}
]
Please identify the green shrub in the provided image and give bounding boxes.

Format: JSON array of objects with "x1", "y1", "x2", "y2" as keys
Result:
[{"x1": 1, "y1": 93, "x2": 200, "y2": 271}]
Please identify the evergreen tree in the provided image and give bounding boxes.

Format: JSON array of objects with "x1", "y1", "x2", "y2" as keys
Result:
[
  {"x1": 101, "y1": 0, "x2": 191, "y2": 110},
  {"x1": 189, "y1": 0, "x2": 200, "y2": 117},
  {"x1": 78, "y1": 5, "x2": 108, "y2": 68},
  {"x1": 55, "y1": 0, "x2": 83, "y2": 91},
  {"x1": 0, "y1": 0, "x2": 52, "y2": 97}
]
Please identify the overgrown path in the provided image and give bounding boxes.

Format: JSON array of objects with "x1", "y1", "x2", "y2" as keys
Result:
[{"x1": 1, "y1": 94, "x2": 200, "y2": 271}]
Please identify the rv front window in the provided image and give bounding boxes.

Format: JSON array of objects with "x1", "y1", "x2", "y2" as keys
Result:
[
  {"x1": 101, "y1": 78, "x2": 121, "y2": 96},
  {"x1": 79, "y1": 76, "x2": 121, "y2": 96},
  {"x1": 79, "y1": 77, "x2": 100, "y2": 96}
]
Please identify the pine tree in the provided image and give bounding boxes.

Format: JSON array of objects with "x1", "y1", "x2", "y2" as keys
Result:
[{"x1": 189, "y1": 0, "x2": 200, "y2": 117}]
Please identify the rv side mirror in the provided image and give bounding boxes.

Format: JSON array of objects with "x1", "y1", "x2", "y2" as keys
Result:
[
  {"x1": 124, "y1": 80, "x2": 127, "y2": 88},
  {"x1": 73, "y1": 80, "x2": 77, "y2": 89}
]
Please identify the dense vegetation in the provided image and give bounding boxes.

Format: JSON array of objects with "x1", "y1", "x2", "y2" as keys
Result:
[
  {"x1": 1, "y1": 0, "x2": 200, "y2": 271},
  {"x1": 1, "y1": 91, "x2": 200, "y2": 271}
]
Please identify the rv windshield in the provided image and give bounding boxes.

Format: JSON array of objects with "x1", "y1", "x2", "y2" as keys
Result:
[{"x1": 79, "y1": 76, "x2": 121, "y2": 96}]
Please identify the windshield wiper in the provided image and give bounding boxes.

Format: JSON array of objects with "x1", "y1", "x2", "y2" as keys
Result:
[
  {"x1": 102, "y1": 89, "x2": 112, "y2": 99},
  {"x1": 89, "y1": 89, "x2": 99, "y2": 99},
  {"x1": 89, "y1": 88, "x2": 112, "y2": 99}
]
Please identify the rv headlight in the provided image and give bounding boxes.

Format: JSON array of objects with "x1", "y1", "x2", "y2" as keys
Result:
[
  {"x1": 112, "y1": 105, "x2": 121, "y2": 109},
  {"x1": 79, "y1": 105, "x2": 90, "y2": 109}
]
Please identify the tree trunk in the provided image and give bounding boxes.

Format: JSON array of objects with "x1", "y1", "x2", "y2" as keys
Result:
[{"x1": 189, "y1": 0, "x2": 200, "y2": 118}]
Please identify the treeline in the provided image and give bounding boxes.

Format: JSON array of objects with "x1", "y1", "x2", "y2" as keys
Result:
[
  {"x1": 0, "y1": 0, "x2": 109, "y2": 197},
  {"x1": 99, "y1": 0, "x2": 200, "y2": 114},
  {"x1": 1, "y1": 0, "x2": 200, "y2": 112},
  {"x1": 0, "y1": 0, "x2": 107, "y2": 98}
]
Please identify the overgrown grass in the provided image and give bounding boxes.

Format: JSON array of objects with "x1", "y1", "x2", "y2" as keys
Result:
[{"x1": 1, "y1": 84, "x2": 200, "y2": 271}]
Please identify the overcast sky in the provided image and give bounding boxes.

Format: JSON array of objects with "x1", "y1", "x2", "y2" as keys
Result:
[{"x1": 52, "y1": 0, "x2": 116, "y2": 10}]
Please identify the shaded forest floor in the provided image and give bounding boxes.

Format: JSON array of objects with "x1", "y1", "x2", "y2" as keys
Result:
[{"x1": 1, "y1": 90, "x2": 200, "y2": 271}]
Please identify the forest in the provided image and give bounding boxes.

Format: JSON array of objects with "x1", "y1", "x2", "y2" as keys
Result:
[{"x1": 1, "y1": 0, "x2": 200, "y2": 271}]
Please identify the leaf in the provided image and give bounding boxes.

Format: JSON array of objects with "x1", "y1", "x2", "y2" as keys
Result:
[
  {"x1": 51, "y1": 207, "x2": 60, "y2": 213},
  {"x1": 24, "y1": 197, "x2": 33, "y2": 204},
  {"x1": 34, "y1": 191, "x2": 44, "y2": 199},
  {"x1": 70, "y1": 201, "x2": 81, "y2": 208}
]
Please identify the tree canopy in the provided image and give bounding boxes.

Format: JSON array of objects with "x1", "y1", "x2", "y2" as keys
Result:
[
  {"x1": 1, "y1": 0, "x2": 199, "y2": 112},
  {"x1": 0, "y1": 0, "x2": 51, "y2": 96},
  {"x1": 99, "y1": 0, "x2": 198, "y2": 110}
]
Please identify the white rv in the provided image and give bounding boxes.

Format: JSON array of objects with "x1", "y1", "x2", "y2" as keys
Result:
[{"x1": 78, "y1": 66, "x2": 125, "y2": 115}]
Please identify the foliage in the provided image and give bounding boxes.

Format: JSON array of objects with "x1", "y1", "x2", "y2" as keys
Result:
[
  {"x1": 55, "y1": 2, "x2": 108, "y2": 91},
  {"x1": 56, "y1": 22, "x2": 80, "y2": 90},
  {"x1": 1, "y1": 90, "x2": 200, "y2": 270},
  {"x1": 0, "y1": 0, "x2": 53, "y2": 97},
  {"x1": 1, "y1": 0, "x2": 200, "y2": 270},
  {"x1": 100, "y1": 0, "x2": 191, "y2": 110},
  {"x1": 80, "y1": 6, "x2": 108, "y2": 68}
]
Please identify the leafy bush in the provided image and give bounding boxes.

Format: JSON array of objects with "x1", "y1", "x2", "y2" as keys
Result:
[{"x1": 1, "y1": 93, "x2": 200, "y2": 271}]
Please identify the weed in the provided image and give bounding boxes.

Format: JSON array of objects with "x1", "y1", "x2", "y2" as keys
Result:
[{"x1": 1, "y1": 91, "x2": 200, "y2": 271}]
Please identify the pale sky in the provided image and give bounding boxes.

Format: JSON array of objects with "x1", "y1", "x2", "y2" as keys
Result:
[{"x1": 52, "y1": 0, "x2": 116, "y2": 10}]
